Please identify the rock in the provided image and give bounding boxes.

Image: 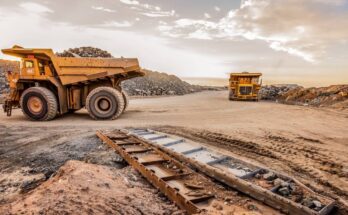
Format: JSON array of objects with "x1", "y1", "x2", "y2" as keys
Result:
[
  {"x1": 273, "y1": 178, "x2": 285, "y2": 186},
  {"x1": 247, "y1": 204, "x2": 258, "y2": 211},
  {"x1": 20, "y1": 175, "x2": 46, "y2": 192},
  {"x1": 263, "y1": 172, "x2": 276, "y2": 181},
  {"x1": 313, "y1": 200, "x2": 322, "y2": 208},
  {"x1": 302, "y1": 198, "x2": 315, "y2": 208},
  {"x1": 289, "y1": 182, "x2": 296, "y2": 191},
  {"x1": 278, "y1": 187, "x2": 290, "y2": 196}
]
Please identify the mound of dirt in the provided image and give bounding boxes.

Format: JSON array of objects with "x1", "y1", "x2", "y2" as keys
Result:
[
  {"x1": 279, "y1": 85, "x2": 348, "y2": 108},
  {"x1": 260, "y1": 84, "x2": 301, "y2": 100},
  {"x1": 121, "y1": 69, "x2": 204, "y2": 96},
  {"x1": 0, "y1": 160, "x2": 180, "y2": 215},
  {"x1": 260, "y1": 84, "x2": 348, "y2": 109}
]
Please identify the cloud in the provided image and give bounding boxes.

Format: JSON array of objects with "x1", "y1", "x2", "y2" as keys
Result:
[
  {"x1": 214, "y1": 6, "x2": 221, "y2": 12},
  {"x1": 119, "y1": 0, "x2": 176, "y2": 18},
  {"x1": 119, "y1": 0, "x2": 139, "y2": 5},
  {"x1": 204, "y1": 13, "x2": 211, "y2": 19},
  {"x1": 91, "y1": 6, "x2": 116, "y2": 13},
  {"x1": 159, "y1": 0, "x2": 348, "y2": 62},
  {"x1": 101, "y1": 21, "x2": 132, "y2": 28},
  {"x1": 20, "y1": 2, "x2": 53, "y2": 13}
]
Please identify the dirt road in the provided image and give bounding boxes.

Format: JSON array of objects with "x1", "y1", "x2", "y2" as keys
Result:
[{"x1": 1, "y1": 91, "x2": 347, "y2": 214}]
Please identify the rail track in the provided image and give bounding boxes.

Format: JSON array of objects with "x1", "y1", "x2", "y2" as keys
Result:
[{"x1": 97, "y1": 129, "x2": 335, "y2": 215}]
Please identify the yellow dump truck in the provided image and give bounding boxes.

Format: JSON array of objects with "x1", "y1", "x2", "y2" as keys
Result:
[
  {"x1": 229, "y1": 72, "x2": 262, "y2": 101},
  {"x1": 2, "y1": 45, "x2": 144, "y2": 121}
]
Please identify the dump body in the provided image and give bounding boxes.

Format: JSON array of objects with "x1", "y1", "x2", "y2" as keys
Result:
[
  {"x1": 229, "y1": 72, "x2": 262, "y2": 101},
  {"x1": 2, "y1": 45, "x2": 144, "y2": 120}
]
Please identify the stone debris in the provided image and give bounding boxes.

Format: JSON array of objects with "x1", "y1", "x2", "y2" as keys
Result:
[
  {"x1": 262, "y1": 172, "x2": 277, "y2": 181},
  {"x1": 279, "y1": 85, "x2": 348, "y2": 108},
  {"x1": 260, "y1": 84, "x2": 301, "y2": 101},
  {"x1": 302, "y1": 197, "x2": 324, "y2": 211},
  {"x1": 121, "y1": 69, "x2": 206, "y2": 96},
  {"x1": 273, "y1": 178, "x2": 288, "y2": 187},
  {"x1": 261, "y1": 84, "x2": 348, "y2": 109},
  {"x1": 56, "y1": 47, "x2": 113, "y2": 58}
]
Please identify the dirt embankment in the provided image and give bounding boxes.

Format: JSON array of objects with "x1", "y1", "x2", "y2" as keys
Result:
[
  {"x1": 261, "y1": 85, "x2": 348, "y2": 109},
  {"x1": 1, "y1": 160, "x2": 179, "y2": 215},
  {"x1": 0, "y1": 125, "x2": 180, "y2": 214}
]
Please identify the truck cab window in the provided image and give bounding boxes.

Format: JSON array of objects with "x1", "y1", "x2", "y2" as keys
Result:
[
  {"x1": 39, "y1": 62, "x2": 45, "y2": 75},
  {"x1": 25, "y1": 61, "x2": 34, "y2": 68}
]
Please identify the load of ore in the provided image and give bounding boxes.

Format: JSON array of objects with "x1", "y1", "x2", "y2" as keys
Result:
[
  {"x1": 56, "y1": 47, "x2": 113, "y2": 58},
  {"x1": 56, "y1": 47, "x2": 204, "y2": 96}
]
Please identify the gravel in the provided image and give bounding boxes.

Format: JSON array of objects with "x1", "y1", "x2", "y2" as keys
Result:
[{"x1": 260, "y1": 84, "x2": 348, "y2": 109}]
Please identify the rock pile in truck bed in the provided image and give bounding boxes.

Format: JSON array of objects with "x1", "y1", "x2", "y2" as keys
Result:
[
  {"x1": 0, "y1": 60, "x2": 19, "y2": 103},
  {"x1": 56, "y1": 47, "x2": 206, "y2": 96},
  {"x1": 56, "y1": 47, "x2": 113, "y2": 58}
]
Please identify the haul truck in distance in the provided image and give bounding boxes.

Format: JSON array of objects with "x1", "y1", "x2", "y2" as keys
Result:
[
  {"x1": 229, "y1": 72, "x2": 262, "y2": 101},
  {"x1": 2, "y1": 45, "x2": 144, "y2": 121}
]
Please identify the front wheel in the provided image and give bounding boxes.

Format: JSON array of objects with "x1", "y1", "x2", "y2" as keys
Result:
[
  {"x1": 121, "y1": 91, "x2": 129, "y2": 113},
  {"x1": 86, "y1": 87, "x2": 124, "y2": 120},
  {"x1": 20, "y1": 87, "x2": 58, "y2": 121}
]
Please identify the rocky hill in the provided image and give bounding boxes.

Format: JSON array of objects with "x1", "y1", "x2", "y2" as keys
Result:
[
  {"x1": 121, "y1": 69, "x2": 204, "y2": 96},
  {"x1": 278, "y1": 85, "x2": 348, "y2": 108},
  {"x1": 260, "y1": 84, "x2": 301, "y2": 100},
  {"x1": 260, "y1": 84, "x2": 348, "y2": 109}
]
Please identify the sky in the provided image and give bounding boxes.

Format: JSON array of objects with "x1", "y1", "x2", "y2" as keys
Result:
[{"x1": 0, "y1": 0, "x2": 347, "y2": 87}]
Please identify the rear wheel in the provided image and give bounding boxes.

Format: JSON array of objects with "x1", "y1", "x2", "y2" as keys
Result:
[
  {"x1": 86, "y1": 87, "x2": 124, "y2": 120},
  {"x1": 121, "y1": 91, "x2": 129, "y2": 112},
  {"x1": 20, "y1": 87, "x2": 58, "y2": 121}
]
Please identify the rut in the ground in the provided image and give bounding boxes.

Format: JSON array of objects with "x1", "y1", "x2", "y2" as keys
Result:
[{"x1": 153, "y1": 126, "x2": 348, "y2": 213}]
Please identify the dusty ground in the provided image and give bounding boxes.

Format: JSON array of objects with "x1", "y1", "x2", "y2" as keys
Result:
[
  {"x1": 1, "y1": 160, "x2": 179, "y2": 214},
  {"x1": 0, "y1": 91, "x2": 347, "y2": 214}
]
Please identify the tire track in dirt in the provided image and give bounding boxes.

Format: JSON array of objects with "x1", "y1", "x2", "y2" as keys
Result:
[
  {"x1": 153, "y1": 126, "x2": 348, "y2": 214},
  {"x1": 263, "y1": 135, "x2": 348, "y2": 196}
]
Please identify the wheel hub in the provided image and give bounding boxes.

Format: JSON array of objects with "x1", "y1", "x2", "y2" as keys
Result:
[
  {"x1": 27, "y1": 96, "x2": 43, "y2": 114},
  {"x1": 96, "y1": 97, "x2": 111, "y2": 112}
]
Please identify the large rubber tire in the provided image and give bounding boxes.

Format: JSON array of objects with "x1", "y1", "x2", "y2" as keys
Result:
[
  {"x1": 86, "y1": 87, "x2": 124, "y2": 120},
  {"x1": 121, "y1": 91, "x2": 129, "y2": 113},
  {"x1": 20, "y1": 87, "x2": 58, "y2": 121},
  {"x1": 229, "y1": 90, "x2": 234, "y2": 101}
]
